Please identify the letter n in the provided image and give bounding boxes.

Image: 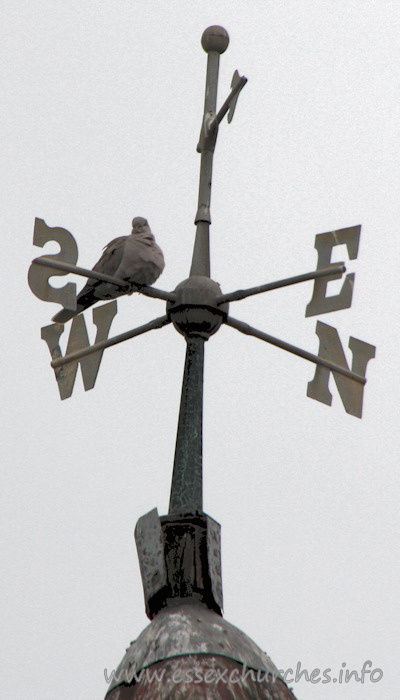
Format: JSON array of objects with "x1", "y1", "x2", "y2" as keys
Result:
[
  {"x1": 41, "y1": 302, "x2": 117, "y2": 400},
  {"x1": 307, "y1": 321, "x2": 376, "y2": 418}
]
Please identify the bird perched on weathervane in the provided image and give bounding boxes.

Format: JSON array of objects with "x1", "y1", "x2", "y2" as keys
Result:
[{"x1": 52, "y1": 217, "x2": 165, "y2": 323}]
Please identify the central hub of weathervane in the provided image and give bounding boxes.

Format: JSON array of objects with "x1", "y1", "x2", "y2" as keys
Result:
[{"x1": 168, "y1": 276, "x2": 229, "y2": 339}]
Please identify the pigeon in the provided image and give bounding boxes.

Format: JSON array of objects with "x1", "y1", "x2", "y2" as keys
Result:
[{"x1": 52, "y1": 217, "x2": 165, "y2": 323}]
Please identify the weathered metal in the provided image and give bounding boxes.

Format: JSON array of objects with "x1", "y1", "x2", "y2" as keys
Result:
[
  {"x1": 32, "y1": 255, "x2": 131, "y2": 290},
  {"x1": 31, "y1": 255, "x2": 176, "y2": 302},
  {"x1": 166, "y1": 278, "x2": 229, "y2": 516},
  {"x1": 28, "y1": 218, "x2": 78, "y2": 311},
  {"x1": 105, "y1": 603, "x2": 289, "y2": 698},
  {"x1": 106, "y1": 655, "x2": 297, "y2": 699},
  {"x1": 226, "y1": 315, "x2": 367, "y2": 384},
  {"x1": 307, "y1": 321, "x2": 376, "y2": 417},
  {"x1": 306, "y1": 225, "x2": 361, "y2": 317},
  {"x1": 135, "y1": 509, "x2": 223, "y2": 619},
  {"x1": 41, "y1": 302, "x2": 118, "y2": 400},
  {"x1": 168, "y1": 276, "x2": 229, "y2": 339},
  {"x1": 223, "y1": 70, "x2": 248, "y2": 125},
  {"x1": 192, "y1": 25, "x2": 247, "y2": 278},
  {"x1": 135, "y1": 509, "x2": 168, "y2": 617},
  {"x1": 49, "y1": 314, "x2": 170, "y2": 370},
  {"x1": 217, "y1": 263, "x2": 346, "y2": 304},
  {"x1": 169, "y1": 337, "x2": 204, "y2": 514},
  {"x1": 206, "y1": 514, "x2": 223, "y2": 611}
]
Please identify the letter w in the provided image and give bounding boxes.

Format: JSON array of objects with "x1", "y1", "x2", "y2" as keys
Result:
[
  {"x1": 307, "y1": 321, "x2": 375, "y2": 418},
  {"x1": 41, "y1": 302, "x2": 117, "y2": 400}
]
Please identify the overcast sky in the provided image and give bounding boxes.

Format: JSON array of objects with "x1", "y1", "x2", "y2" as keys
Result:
[{"x1": 2, "y1": 2, "x2": 399, "y2": 699}]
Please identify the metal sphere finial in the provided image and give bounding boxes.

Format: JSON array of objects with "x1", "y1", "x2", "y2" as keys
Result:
[{"x1": 201, "y1": 25, "x2": 229, "y2": 54}]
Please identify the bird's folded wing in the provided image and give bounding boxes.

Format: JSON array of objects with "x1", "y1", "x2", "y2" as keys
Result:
[{"x1": 92, "y1": 236, "x2": 128, "y2": 277}]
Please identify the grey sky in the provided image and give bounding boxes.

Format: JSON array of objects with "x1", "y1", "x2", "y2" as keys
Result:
[{"x1": 2, "y1": 2, "x2": 398, "y2": 698}]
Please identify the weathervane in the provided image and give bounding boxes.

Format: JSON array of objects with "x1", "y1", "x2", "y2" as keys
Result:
[
  {"x1": 28, "y1": 31, "x2": 375, "y2": 421},
  {"x1": 28, "y1": 25, "x2": 376, "y2": 697}
]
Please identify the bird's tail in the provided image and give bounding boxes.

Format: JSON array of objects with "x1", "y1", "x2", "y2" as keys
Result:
[
  {"x1": 52, "y1": 304, "x2": 85, "y2": 324},
  {"x1": 51, "y1": 289, "x2": 97, "y2": 324}
]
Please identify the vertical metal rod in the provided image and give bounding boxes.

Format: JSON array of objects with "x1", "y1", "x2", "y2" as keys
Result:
[
  {"x1": 190, "y1": 48, "x2": 222, "y2": 278},
  {"x1": 169, "y1": 337, "x2": 204, "y2": 514},
  {"x1": 204, "y1": 50, "x2": 220, "y2": 112},
  {"x1": 189, "y1": 220, "x2": 211, "y2": 278},
  {"x1": 170, "y1": 29, "x2": 229, "y2": 513}
]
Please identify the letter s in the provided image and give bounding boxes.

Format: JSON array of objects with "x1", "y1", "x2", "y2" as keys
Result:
[{"x1": 28, "y1": 218, "x2": 78, "y2": 311}]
